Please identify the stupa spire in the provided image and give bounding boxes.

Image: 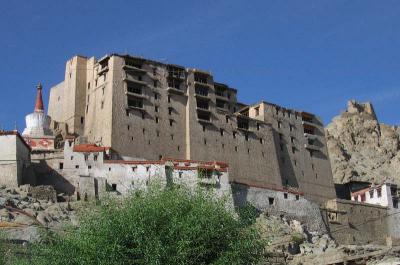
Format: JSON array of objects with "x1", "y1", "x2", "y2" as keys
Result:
[{"x1": 34, "y1": 83, "x2": 44, "y2": 112}]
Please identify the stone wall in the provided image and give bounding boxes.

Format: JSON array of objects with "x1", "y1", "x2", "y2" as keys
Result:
[
  {"x1": 232, "y1": 183, "x2": 328, "y2": 232},
  {"x1": 326, "y1": 199, "x2": 390, "y2": 245}
]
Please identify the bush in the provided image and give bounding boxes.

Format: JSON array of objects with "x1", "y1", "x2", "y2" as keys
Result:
[{"x1": 27, "y1": 186, "x2": 264, "y2": 265}]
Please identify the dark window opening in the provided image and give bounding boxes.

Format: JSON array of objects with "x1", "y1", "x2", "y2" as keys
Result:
[
  {"x1": 59, "y1": 163, "x2": 63, "y2": 170},
  {"x1": 155, "y1": 106, "x2": 159, "y2": 112},
  {"x1": 128, "y1": 97, "x2": 143, "y2": 109},
  {"x1": 284, "y1": 193, "x2": 288, "y2": 199},
  {"x1": 197, "y1": 98, "x2": 209, "y2": 109},
  {"x1": 195, "y1": 86, "x2": 208, "y2": 96},
  {"x1": 75, "y1": 165, "x2": 79, "y2": 169},
  {"x1": 237, "y1": 118, "x2": 249, "y2": 130},
  {"x1": 111, "y1": 184, "x2": 117, "y2": 191},
  {"x1": 127, "y1": 84, "x2": 142, "y2": 95},
  {"x1": 268, "y1": 197, "x2": 275, "y2": 205},
  {"x1": 234, "y1": 146, "x2": 238, "y2": 152},
  {"x1": 216, "y1": 99, "x2": 225, "y2": 109}
]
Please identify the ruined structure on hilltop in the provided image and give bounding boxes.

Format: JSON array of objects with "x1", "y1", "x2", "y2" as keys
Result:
[{"x1": 326, "y1": 100, "x2": 400, "y2": 185}]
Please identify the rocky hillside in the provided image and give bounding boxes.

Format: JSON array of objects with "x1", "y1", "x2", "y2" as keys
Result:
[{"x1": 326, "y1": 100, "x2": 400, "y2": 185}]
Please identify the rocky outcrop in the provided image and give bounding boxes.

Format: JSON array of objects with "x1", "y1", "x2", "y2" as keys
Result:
[
  {"x1": 326, "y1": 100, "x2": 400, "y2": 184},
  {"x1": 0, "y1": 185, "x2": 78, "y2": 243}
]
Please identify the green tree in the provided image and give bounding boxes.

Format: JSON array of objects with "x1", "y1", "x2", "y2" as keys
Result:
[{"x1": 28, "y1": 186, "x2": 264, "y2": 265}]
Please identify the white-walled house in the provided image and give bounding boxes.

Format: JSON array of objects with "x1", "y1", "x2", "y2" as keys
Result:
[
  {"x1": 351, "y1": 183, "x2": 398, "y2": 209},
  {"x1": 0, "y1": 131, "x2": 32, "y2": 187},
  {"x1": 60, "y1": 139, "x2": 231, "y2": 200}
]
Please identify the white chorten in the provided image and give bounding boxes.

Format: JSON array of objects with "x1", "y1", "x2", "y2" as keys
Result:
[{"x1": 22, "y1": 84, "x2": 55, "y2": 150}]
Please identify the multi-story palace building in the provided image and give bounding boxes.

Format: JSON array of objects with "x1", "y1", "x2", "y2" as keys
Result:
[{"x1": 48, "y1": 54, "x2": 335, "y2": 203}]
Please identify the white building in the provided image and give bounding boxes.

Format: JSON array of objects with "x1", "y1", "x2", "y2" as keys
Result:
[
  {"x1": 351, "y1": 183, "x2": 398, "y2": 209},
  {"x1": 59, "y1": 138, "x2": 231, "y2": 201},
  {"x1": 0, "y1": 131, "x2": 32, "y2": 187}
]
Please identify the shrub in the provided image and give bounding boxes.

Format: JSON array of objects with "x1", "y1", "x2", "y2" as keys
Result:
[{"x1": 27, "y1": 186, "x2": 264, "y2": 265}]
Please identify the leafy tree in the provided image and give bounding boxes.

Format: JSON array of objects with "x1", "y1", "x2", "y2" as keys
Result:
[{"x1": 27, "y1": 185, "x2": 264, "y2": 265}]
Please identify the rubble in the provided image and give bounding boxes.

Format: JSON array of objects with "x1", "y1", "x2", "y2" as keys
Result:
[{"x1": 0, "y1": 185, "x2": 78, "y2": 243}]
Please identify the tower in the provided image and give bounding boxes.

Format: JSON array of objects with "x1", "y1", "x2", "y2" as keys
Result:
[{"x1": 22, "y1": 83, "x2": 55, "y2": 151}]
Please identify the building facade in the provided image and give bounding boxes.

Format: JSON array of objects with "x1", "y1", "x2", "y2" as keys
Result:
[
  {"x1": 48, "y1": 54, "x2": 335, "y2": 204},
  {"x1": 0, "y1": 131, "x2": 32, "y2": 187}
]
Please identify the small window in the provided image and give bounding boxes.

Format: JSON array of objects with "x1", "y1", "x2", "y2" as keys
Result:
[
  {"x1": 257, "y1": 123, "x2": 260, "y2": 130},
  {"x1": 126, "y1": 110, "x2": 130, "y2": 116},
  {"x1": 155, "y1": 106, "x2": 159, "y2": 112},
  {"x1": 168, "y1": 95, "x2": 171, "y2": 103},
  {"x1": 369, "y1": 190, "x2": 374, "y2": 198},
  {"x1": 143, "y1": 128, "x2": 146, "y2": 135},
  {"x1": 84, "y1": 154, "x2": 89, "y2": 161},
  {"x1": 94, "y1": 155, "x2": 98, "y2": 161},
  {"x1": 109, "y1": 167, "x2": 111, "y2": 171},
  {"x1": 88, "y1": 82, "x2": 90, "y2": 89},
  {"x1": 153, "y1": 80, "x2": 157, "y2": 87},
  {"x1": 290, "y1": 124, "x2": 294, "y2": 132},
  {"x1": 81, "y1": 117, "x2": 84, "y2": 124},
  {"x1": 220, "y1": 128, "x2": 224, "y2": 136},
  {"x1": 291, "y1": 137, "x2": 295, "y2": 143},
  {"x1": 156, "y1": 131, "x2": 160, "y2": 137},
  {"x1": 222, "y1": 143, "x2": 225, "y2": 149},
  {"x1": 284, "y1": 193, "x2": 288, "y2": 199},
  {"x1": 295, "y1": 195, "x2": 299, "y2": 200},
  {"x1": 155, "y1": 117, "x2": 159, "y2": 123},
  {"x1": 235, "y1": 146, "x2": 238, "y2": 152},
  {"x1": 75, "y1": 165, "x2": 79, "y2": 169},
  {"x1": 169, "y1": 119, "x2": 173, "y2": 126},
  {"x1": 226, "y1": 116, "x2": 229, "y2": 123},
  {"x1": 59, "y1": 163, "x2": 64, "y2": 170},
  {"x1": 377, "y1": 188, "x2": 382, "y2": 197},
  {"x1": 233, "y1": 132, "x2": 236, "y2": 139},
  {"x1": 247, "y1": 149, "x2": 250, "y2": 154},
  {"x1": 268, "y1": 197, "x2": 274, "y2": 205},
  {"x1": 203, "y1": 125, "x2": 206, "y2": 132},
  {"x1": 171, "y1": 134, "x2": 174, "y2": 140},
  {"x1": 204, "y1": 138, "x2": 207, "y2": 145},
  {"x1": 146, "y1": 166, "x2": 150, "y2": 172},
  {"x1": 127, "y1": 125, "x2": 130, "y2": 130},
  {"x1": 259, "y1": 138, "x2": 263, "y2": 144},
  {"x1": 101, "y1": 101, "x2": 104, "y2": 109},
  {"x1": 177, "y1": 145, "x2": 180, "y2": 151},
  {"x1": 112, "y1": 184, "x2": 117, "y2": 191},
  {"x1": 88, "y1": 165, "x2": 92, "y2": 170},
  {"x1": 179, "y1": 172, "x2": 183, "y2": 178},
  {"x1": 278, "y1": 121, "x2": 282, "y2": 129},
  {"x1": 70, "y1": 156, "x2": 74, "y2": 160},
  {"x1": 168, "y1": 108, "x2": 173, "y2": 115},
  {"x1": 292, "y1": 147, "x2": 296, "y2": 154},
  {"x1": 154, "y1": 93, "x2": 159, "y2": 100},
  {"x1": 245, "y1": 134, "x2": 249, "y2": 141}
]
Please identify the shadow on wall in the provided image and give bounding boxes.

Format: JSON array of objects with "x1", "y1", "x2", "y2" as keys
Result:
[
  {"x1": 28, "y1": 160, "x2": 75, "y2": 195},
  {"x1": 271, "y1": 129, "x2": 299, "y2": 188}
]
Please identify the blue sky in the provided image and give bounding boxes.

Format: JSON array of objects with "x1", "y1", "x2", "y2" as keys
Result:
[{"x1": 1, "y1": 0, "x2": 399, "y2": 130}]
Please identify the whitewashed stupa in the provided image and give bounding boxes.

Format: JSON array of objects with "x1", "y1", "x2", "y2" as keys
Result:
[{"x1": 22, "y1": 83, "x2": 55, "y2": 151}]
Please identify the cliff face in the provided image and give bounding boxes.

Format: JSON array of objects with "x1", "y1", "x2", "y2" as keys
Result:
[{"x1": 325, "y1": 100, "x2": 400, "y2": 184}]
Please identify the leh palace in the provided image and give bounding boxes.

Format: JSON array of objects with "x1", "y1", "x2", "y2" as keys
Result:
[{"x1": 1, "y1": 54, "x2": 399, "y2": 248}]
